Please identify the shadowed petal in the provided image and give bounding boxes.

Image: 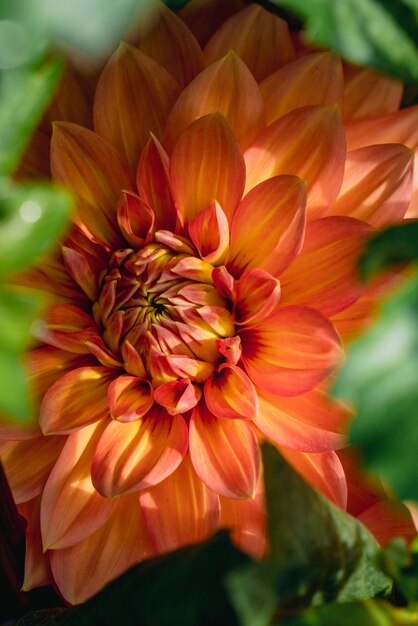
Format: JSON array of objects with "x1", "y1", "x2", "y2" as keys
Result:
[
  {"x1": 279, "y1": 216, "x2": 373, "y2": 316},
  {"x1": 41, "y1": 420, "x2": 116, "y2": 550},
  {"x1": 343, "y1": 67, "x2": 402, "y2": 122},
  {"x1": 331, "y1": 144, "x2": 414, "y2": 228},
  {"x1": 139, "y1": 453, "x2": 220, "y2": 553},
  {"x1": 1, "y1": 436, "x2": 65, "y2": 504},
  {"x1": 178, "y1": 0, "x2": 246, "y2": 47},
  {"x1": 33, "y1": 304, "x2": 98, "y2": 354},
  {"x1": 117, "y1": 191, "x2": 155, "y2": 248},
  {"x1": 260, "y1": 52, "x2": 343, "y2": 125},
  {"x1": 189, "y1": 401, "x2": 260, "y2": 498},
  {"x1": 164, "y1": 50, "x2": 265, "y2": 152},
  {"x1": 170, "y1": 113, "x2": 246, "y2": 225},
  {"x1": 204, "y1": 364, "x2": 258, "y2": 419},
  {"x1": 91, "y1": 406, "x2": 188, "y2": 497},
  {"x1": 40, "y1": 366, "x2": 114, "y2": 435},
  {"x1": 18, "y1": 498, "x2": 52, "y2": 591},
  {"x1": 188, "y1": 201, "x2": 229, "y2": 265},
  {"x1": 280, "y1": 446, "x2": 348, "y2": 509},
  {"x1": 254, "y1": 385, "x2": 348, "y2": 453},
  {"x1": 358, "y1": 501, "x2": 418, "y2": 546},
  {"x1": 240, "y1": 306, "x2": 343, "y2": 396},
  {"x1": 136, "y1": 2, "x2": 204, "y2": 87},
  {"x1": 228, "y1": 175, "x2": 306, "y2": 278},
  {"x1": 108, "y1": 376, "x2": 154, "y2": 422},
  {"x1": 50, "y1": 495, "x2": 154, "y2": 604},
  {"x1": 244, "y1": 106, "x2": 346, "y2": 218},
  {"x1": 94, "y1": 42, "x2": 180, "y2": 172},
  {"x1": 234, "y1": 269, "x2": 281, "y2": 325},
  {"x1": 204, "y1": 4, "x2": 294, "y2": 81}
]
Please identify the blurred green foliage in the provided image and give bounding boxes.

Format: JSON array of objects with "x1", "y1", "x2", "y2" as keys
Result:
[{"x1": 272, "y1": 0, "x2": 418, "y2": 82}]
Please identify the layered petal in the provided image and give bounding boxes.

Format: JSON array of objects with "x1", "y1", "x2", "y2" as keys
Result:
[
  {"x1": 228, "y1": 175, "x2": 306, "y2": 277},
  {"x1": 204, "y1": 364, "x2": 258, "y2": 419},
  {"x1": 204, "y1": 4, "x2": 294, "y2": 81},
  {"x1": 139, "y1": 453, "x2": 220, "y2": 553},
  {"x1": 331, "y1": 144, "x2": 414, "y2": 227},
  {"x1": 41, "y1": 421, "x2": 117, "y2": 550},
  {"x1": 244, "y1": 106, "x2": 346, "y2": 218},
  {"x1": 188, "y1": 201, "x2": 229, "y2": 265},
  {"x1": 170, "y1": 113, "x2": 246, "y2": 224},
  {"x1": 280, "y1": 446, "x2": 348, "y2": 509},
  {"x1": 343, "y1": 67, "x2": 402, "y2": 122},
  {"x1": 1, "y1": 436, "x2": 65, "y2": 504},
  {"x1": 234, "y1": 269, "x2": 281, "y2": 325},
  {"x1": 108, "y1": 376, "x2": 154, "y2": 422},
  {"x1": 94, "y1": 42, "x2": 180, "y2": 172},
  {"x1": 91, "y1": 406, "x2": 188, "y2": 497},
  {"x1": 51, "y1": 122, "x2": 133, "y2": 245},
  {"x1": 164, "y1": 50, "x2": 265, "y2": 152},
  {"x1": 50, "y1": 495, "x2": 154, "y2": 604},
  {"x1": 33, "y1": 304, "x2": 98, "y2": 354},
  {"x1": 154, "y1": 379, "x2": 201, "y2": 415},
  {"x1": 189, "y1": 401, "x2": 260, "y2": 498},
  {"x1": 254, "y1": 385, "x2": 348, "y2": 453},
  {"x1": 260, "y1": 52, "x2": 343, "y2": 125},
  {"x1": 136, "y1": 2, "x2": 204, "y2": 87},
  {"x1": 279, "y1": 216, "x2": 373, "y2": 316},
  {"x1": 117, "y1": 191, "x2": 155, "y2": 249},
  {"x1": 18, "y1": 498, "x2": 52, "y2": 591},
  {"x1": 39, "y1": 366, "x2": 114, "y2": 435},
  {"x1": 240, "y1": 306, "x2": 343, "y2": 396}
]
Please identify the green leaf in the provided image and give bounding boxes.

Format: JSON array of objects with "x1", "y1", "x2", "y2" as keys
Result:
[
  {"x1": 0, "y1": 351, "x2": 32, "y2": 421},
  {"x1": 21, "y1": 532, "x2": 247, "y2": 626},
  {"x1": 272, "y1": 0, "x2": 418, "y2": 82},
  {"x1": 0, "y1": 287, "x2": 42, "y2": 352},
  {"x1": 333, "y1": 274, "x2": 418, "y2": 500},
  {"x1": 0, "y1": 57, "x2": 62, "y2": 176},
  {"x1": 278, "y1": 599, "x2": 418, "y2": 626},
  {"x1": 359, "y1": 222, "x2": 418, "y2": 281},
  {"x1": 0, "y1": 182, "x2": 71, "y2": 276},
  {"x1": 227, "y1": 445, "x2": 390, "y2": 626},
  {"x1": 379, "y1": 538, "x2": 418, "y2": 604}
]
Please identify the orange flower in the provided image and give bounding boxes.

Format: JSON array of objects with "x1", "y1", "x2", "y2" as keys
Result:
[{"x1": 1, "y1": 1, "x2": 418, "y2": 605}]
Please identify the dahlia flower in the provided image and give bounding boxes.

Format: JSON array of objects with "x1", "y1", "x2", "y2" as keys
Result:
[{"x1": 1, "y1": 0, "x2": 418, "y2": 605}]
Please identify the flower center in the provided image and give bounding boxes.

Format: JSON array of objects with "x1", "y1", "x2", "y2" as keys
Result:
[{"x1": 93, "y1": 238, "x2": 235, "y2": 386}]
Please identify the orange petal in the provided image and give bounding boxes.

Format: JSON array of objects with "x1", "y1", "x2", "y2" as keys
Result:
[
  {"x1": 43, "y1": 64, "x2": 93, "y2": 129},
  {"x1": 166, "y1": 354, "x2": 215, "y2": 383},
  {"x1": 190, "y1": 401, "x2": 260, "y2": 498},
  {"x1": 91, "y1": 406, "x2": 188, "y2": 497},
  {"x1": 343, "y1": 66, "x2": 402, "y2": 123},
  {"x1": 178, "y1": 0, "x2": 246, "y2": 47},
  {"x1": 358, "y1": 500, "x2": 418, "y2": 546},
  {"x1": 204, "y1": 364, "x2": 258, "y2": 419},
  {"x1": 188, "y1": 201, "x2": 229, "y2": 265},
  {"x1": 234, "y1": 269, "x2": 281, "y2": 325},
  {"x1": 41, "y1": 421, "x2": 117, "y2": 550},
  {"x1": 50, "y1": 495, "x2": 154, "y2": 604},
  {"x1": 93, "y1": 42, "x2": 180, "y2": 172},
  {"x1": 170, "y1": 113, "x2": 246, "y2": 225},
  {"x1": 136, "y1": 135, "x2": 177, "y2": 231},
  {"x1": 1, "y1": 436, "x2": 65, "y2": 504},
  {"x1": 244, "y1": 106, "x2": 346, "y2": 218},
  {"x1": 228, "y1": 175, "x2": 306, "y2": 278},
  {"x1": 34, "y1": 304, "x2": 98, "y2": 354},
  {"x1": 279, "y1": 216, "x2": 373, "y2": 316},
  {"x1": 51, "y1": 122, "x2": 133, "y2": 246},
  {"x1": 204, "y1": 4, "x2": 294, "y2": 81},
  {"x1": 18, "y1": 497, "x2": 52, "y2": 591},
  {"x1": 345, "y1": 104, "x2": 418, "y2": 151},
  {"x1": 260, "y1": 52, "x2": 343, "y2": 125},
  {"x1": 254, "y1": 385, "x2": 347, "y2": 453},
  {"x1": 139, "y1": 453, "x2": 220, "y2": 553},
  {"x1": 331, "y1": 144, "x2": 414, "y2": 227},
  {"x1": 62, "y1": 246, "x2": 99, "y2": 301},
  {"x1": 216, "y1": 336, "x2": 242, "y2": 366},
  {"x1": 164, "y1": 50, "x2": 265, "y2": 152},
  {"x1": 84, "y1": 336, "x2": 122, "y2": 368},
  {"x1": 220, "y1": 477, "x2": 266, "y2": 559},
  {"x1": 108, "y1": 376, "x2": 154, "y2": 422},
  {"x1": 280, "y1": 446, "x2": 348, "y2": 509},
  {"x1": 154, "y1": 379, "x2": 201, "y2": 415},
  {"x1": 136, "y1": 2, "x2": 204, "y2": 87},
  {"x1": 117, "y1": 191, "x2": 155, "y2": 248},
  {"x1": 240, "y1": 306, "x2": 343, "y2": 396},
  {"x1": 39, "y1": 366, "x2": 114, "y2": 435}
]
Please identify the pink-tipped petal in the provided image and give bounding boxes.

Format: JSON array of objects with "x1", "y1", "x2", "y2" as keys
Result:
[
  {"x1": 279, "y1": 216, "x2": 373, "y2": 317},
  {"x1": 139, "y1": 453, "x2": 220, "y2": 553},
  {"x1": 91, "y1": 406, "x2": 188, "y2": 497},
  {"x1": 204, "y1": 4, "x2": 294, "y2": 81},
  {"x1": 228, "y1": 175, "x2": 306, "y2": 278},
  {"x1": 234, "y1": 269, "x2": 281, "y2": 325},
  {"x1": 240, "y1": 306, "x2": 343, "y2": 396},
  {"x1": 204, "y1": 364, "x2": 258, "y2": 419},
  {"x1": 190, "y1": 401, "x2": 260, "y2": 498},
  {"x1": 154, "y1": 378, "x2": 201, "y2": 415},
  {"x1": 108, "y1": 376, "x2": 154, "y2": 422},
  {"x1": 170, "y1": 113, "x2": 246, "y2": 225},
  {"x1": 41, "y1": 420, "x2": 116, "y2": 550},
  {"x1": 244, "y1": 106, "x2": 346, "y2": 218}
]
